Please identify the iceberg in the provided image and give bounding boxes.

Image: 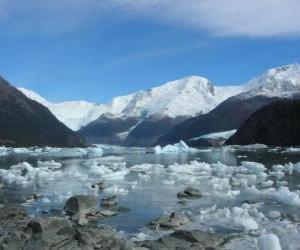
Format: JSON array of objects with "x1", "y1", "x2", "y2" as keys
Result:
[{"x1": 154, "y1": 141, "x2": 197, "y2": 154}]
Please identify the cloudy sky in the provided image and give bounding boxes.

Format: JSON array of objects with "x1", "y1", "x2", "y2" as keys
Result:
[{"x1": 0, "y1": 0, "x2": 300, "y2": 102}]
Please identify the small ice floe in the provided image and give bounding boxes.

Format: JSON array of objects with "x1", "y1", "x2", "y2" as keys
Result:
[
  {"x1": 154, "y1": 141, "x2": 197, "y2": 154},
  {"x1": 265, "y1": 186, "x2": 300, "y2": 206},
  {"x1": 0, "y1": 162, "x2": 63, "y2": 187},
  {"x1": 267, "y1": 211, "x2": 281, "y2": 220},
  {"x1": 198, "y1": 205, "x2": 263, "y2": 233},
  {"x1": 239, "y1": 186, "x2": 263, "y2": 203},
  {"x1": 0, "y1": 146, "x2": 9, "y2": 156},
  {"x1": 281, "y1": 147, "x2": 300, "y2": 154},
  {"x1": 257, "y1": 233, "x2": 282, "y2": 250},
  {"x1": 130, "y1": 163, "x2": 165, "y2": 174},
  {"x1": 37, "y1": 160, "x2": 62, "y2": 169}
]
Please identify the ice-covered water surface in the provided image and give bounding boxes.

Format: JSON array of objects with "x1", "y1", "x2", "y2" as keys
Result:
[{"x1": 1, "y1": 144, "x2": 300, "y2": 249}]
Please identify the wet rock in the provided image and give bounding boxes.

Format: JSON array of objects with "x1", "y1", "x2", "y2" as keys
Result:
[
  {"x1": 118, "y1": 206, "x2": 130, "y2": 213},
  {"x1": 101, "y1": 195, "x2": 118, "y2": 207},
  {"x1": 0, "y1": 204, "x2": 130, "y2": 250},
  {"x1": 177, "y1": 187, "x2": 203, "y2": 198},
  {"x1": 99, "y1": 210, "x2": 118, "y2": 217},
  {"x1": 25, "y1": 193, "x2": 42, "y2": 203},
  {"x1": 139, "y1": 230, "x2": 225, "y2": 250},
  {"x1": 64, "y1": 195, "x2": 98, "y2": 215},
  {"x1": 49, "y1": 208, "x2": 63, "y2": 216},
  {"x1": 27, "y1": 220, "x2": 43, "y2": 234},
  {"x1": 149, "y1": 212, "x2": 190, "y2": 230}
]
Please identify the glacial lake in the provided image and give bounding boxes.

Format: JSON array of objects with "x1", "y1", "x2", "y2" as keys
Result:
[{"x1": 0, "y1": 145, "x2": 300, "y2": 249}]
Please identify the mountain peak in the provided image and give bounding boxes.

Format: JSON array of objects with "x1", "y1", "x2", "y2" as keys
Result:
[{"x1": 239, "y1": 63, "x2": 300, "y2": 99}]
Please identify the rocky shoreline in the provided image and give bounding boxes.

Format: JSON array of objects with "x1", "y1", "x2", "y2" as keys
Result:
[{"x1": 0, "y1": 194, "x2": 227, "y2": 250}]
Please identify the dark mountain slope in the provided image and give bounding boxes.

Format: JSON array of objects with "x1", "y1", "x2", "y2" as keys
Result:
[
  {"x1": 226, "y1": 100, "x2": 300, "y2": 146},
  {"x1": 0, "y1": 76, "x2": 86, "y2": 147},
  {"x1": 125, "y1": 115, "x2": 188, "y2": 147},
  {"x1": 78, "y1": 115, "x2": 141, "y2": 145},
  {"x1": 157, "y1": 96, "x2": 280, "y2": 146}
]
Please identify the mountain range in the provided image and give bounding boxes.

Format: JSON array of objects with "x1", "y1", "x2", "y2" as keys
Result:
[
  {"x1": 19, "y1": 76, "x2": 244, "y2": 131},
  {"x1": 17, "y1": 63, "x2": 300, "y2": 147}
]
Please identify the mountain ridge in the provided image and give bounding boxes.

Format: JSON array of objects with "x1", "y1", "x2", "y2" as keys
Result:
[{"x1": 19, "y1": 76, "x2": 245, "y2": 131}]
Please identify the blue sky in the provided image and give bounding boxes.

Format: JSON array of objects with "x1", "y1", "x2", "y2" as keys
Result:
[{"x1": 0, "y1": 0, "x2": 300, "y2": 103}]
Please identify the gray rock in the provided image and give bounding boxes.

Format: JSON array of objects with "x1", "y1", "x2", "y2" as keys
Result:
[
  {"x1": 149, "y1": 212, "x2": 190, "y2": 230},
  {"x1": 27, "y1": 220, "x2": 43, "y2": 234},
  {"x1": 0, "y1": 204, "x2": 131, "y2": 250},
  {"x1": 64, "y1": 195, "x2": 98, "y2": 215},
  {"x1": 101, "y1": 195, "x2": 118, "y2": 207},
  {"x1": 139, "y1": 230, "x2": 225, "y2": 250}
]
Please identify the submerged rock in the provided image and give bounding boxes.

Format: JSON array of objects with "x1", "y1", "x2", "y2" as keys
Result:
[
  {"x1": 177, "y1": 187, "x2": 203, "y2": 198},
  {"x1": 149, "y1": 212, "x2": 190, "y2": 230},
  {"x1": 139, "y1": 230, "x2": 225, "y2": 250},
  {"x1": 101, "y1": 195, "x2": 118, "y2": 208}
]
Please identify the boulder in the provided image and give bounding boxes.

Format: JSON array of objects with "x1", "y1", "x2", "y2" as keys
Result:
[
  {"x1": 139, "y1": 230, "x2": 225, "y2": 250},
  {"x1": 149, "y1": 212, "x2": 190, "y2": 230},
  {"x1": 64, "y1": 195, "x2": 98, "y2": 215}
]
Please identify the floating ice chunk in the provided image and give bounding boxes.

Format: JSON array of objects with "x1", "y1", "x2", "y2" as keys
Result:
[
  {"x1": 104, "y1": 185, "x2": 128, "y2": 195},
  {"x1": 267, "y1": 211, "x2": 281, "y2": 220},
  {"x1": 294, "y1": 162, "x2": 300, "y2": 173},
  {"x1": 154, "y1": 141, "x2": 197, "y2": 154},
  {"x1": 239, "y1": 186, "x2": 262, "y2": 203},
  {"x1": 0, "y1": 146, "x2": 8, "y2": 156},
  {"x1": 168, "y1": 161, "x2": 211, "y2": 174},
  {"x1": 269, "y1": 171, "x2": 285, "y2": 179},
  {"x1": 130, "y1": 164, "x2": 165, "y2": 173},
  {"x1": 198, "y1": 206, "x2": 260, "y2": 233},
  {"x1": 0, "y1": 162, "x2": 63, "y2": 187},
  {"x1": 260, "y1": 180, "x2": 273, "y2": 188},
  {"x1": 86, "y1": 147, "x2": 103, "y2": 158},
  {"x1": 37, "y1": 160, "x2": 62, "y2": 169},
  {"x1": 265, "y1": 187, "x2": 300, "y2": 206},
  {"x1": 282, "y1": 147, "x2": 300, "y2": 153},
  {"x1": 257, "y1": 234, "x2": 282, "y2": 250},
  {"x1": 241, "y1": 161, "x2": 266, "y2": 175}
]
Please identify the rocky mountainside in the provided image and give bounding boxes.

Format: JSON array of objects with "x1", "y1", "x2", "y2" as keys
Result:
[
  {"x1": 20, "y1": 76, "x2": 244, "y2": 131},
  {"x1": 158, "y1": 64, "x2": 300, "y2": 146},
  {"x1": 0, "y1": 77, "x2": 86, "y2": 147},
  {"x1": 226, "y1": 99, "x2": 300, "y2": 146}
]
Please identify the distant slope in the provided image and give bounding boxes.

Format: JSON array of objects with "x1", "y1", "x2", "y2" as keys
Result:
[
  {"x1": 157, "y1": 96, "x2": 280, "y2": 146},
  {"x1": 0, "y1": 77, "x2": 86, "y2": 147},
  {"x1": 78, "y1": 114, "x2": 141, "y2": 145},
  {"x1": 20, "y1": 76, "x2": 244, "y2": 131},
  {"x1": 157, "y1": 64, "x2": 300, "y2": 146},
  {"x1": 227, "y1": 99, "x2": 300, "y2": 146},
  {"x1": 125, "y1": 115, "x2": 188, "y2": 147}
]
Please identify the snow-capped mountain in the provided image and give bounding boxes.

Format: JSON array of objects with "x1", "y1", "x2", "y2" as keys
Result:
[
  {"x1": 158, "y1": 63, "x2": 300, "y2": 146},
  {"x1": 19, "y1": 76, "x2": 244, "y2": 130},
  {"x1": 238, "y1": 63, "x2": 300, "y2": 99}
]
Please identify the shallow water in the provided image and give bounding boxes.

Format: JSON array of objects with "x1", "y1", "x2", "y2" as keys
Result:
[{"x1": 1, "y1": 145, "x2": 300, "y2": 249}]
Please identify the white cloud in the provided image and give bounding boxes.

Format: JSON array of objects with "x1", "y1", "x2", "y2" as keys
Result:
[{"x1": 0, "y1": 0, "x2": 300, "y2": 37}]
